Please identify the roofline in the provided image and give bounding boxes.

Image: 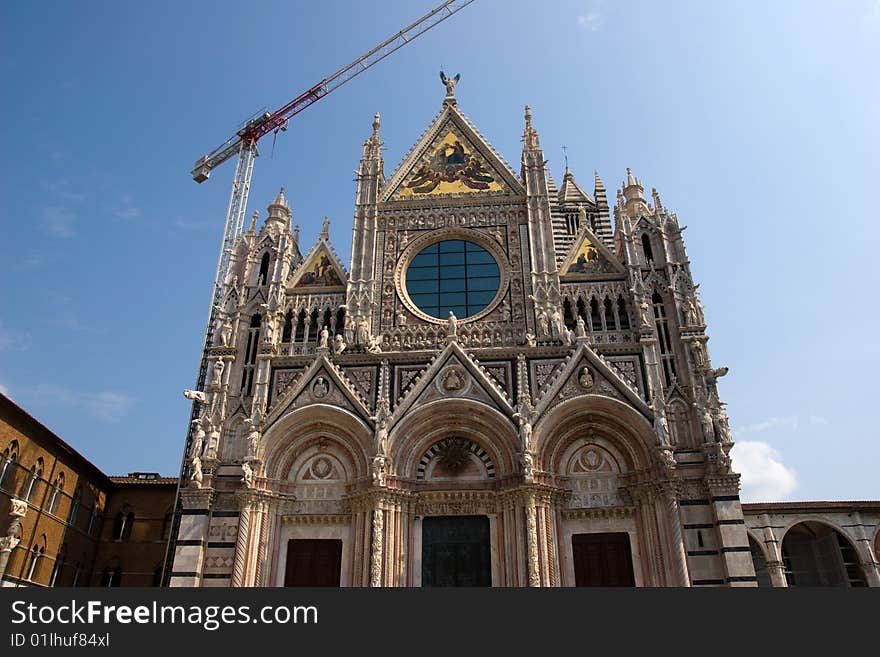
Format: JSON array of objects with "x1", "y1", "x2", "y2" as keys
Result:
[
  {"x1": 1, "y1": 392, "x2": 115, "y2": 488},
  {"x1": 742, "y1": 501, "x2": 880, "y2": 512}
]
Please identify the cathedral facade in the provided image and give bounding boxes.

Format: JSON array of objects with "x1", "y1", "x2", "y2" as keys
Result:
[{"x1": 166, "y1": 83, "x2": 802, "y2": 587}]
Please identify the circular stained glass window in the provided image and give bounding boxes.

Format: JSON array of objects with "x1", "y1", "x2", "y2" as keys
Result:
[{"x1": 405, "y1": 240, "x2": 500, "y2": 320}]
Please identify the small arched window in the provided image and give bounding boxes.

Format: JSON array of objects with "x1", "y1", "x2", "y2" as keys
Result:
[
  {"x1": 617, "y1": 296, "x2": 630, "y2": 330},
  {"x1": 68, "y1": 485, "x2": 82, "y2": 526},
  {"x1": 281, "y1": 309, "x2": 294, "y2": 342},
  {"x1": 48, "y1": 472, "x2": 65, "y2": 515},
  {"x1": 641, "y1": 234, "x2": 654, "y2": 264},
  {"x1": 26, "y1": 536, "x2": 46, "y2": 582},
  {"x1": 23, "y1": 457, "x2": 43, "y2": 503},
  {"x1": 113, "y1": 506, "x2": 135, "y2": 541},
  {"x1": 258, "y1": 252, "x2": 271, "y2": 285},
  {"x1": 50, "y1": 544, "x2": 67, "y2": 587},
  {"x1": 87, "y1": 504, "x2": 101, "y2": 536},
  {"x1": 0, "y1": 440, "x2": 19, "y2": 489}
]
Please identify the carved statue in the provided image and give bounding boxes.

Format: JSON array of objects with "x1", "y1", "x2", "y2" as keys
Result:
[
  {"x1": 209, "y1": 360, "x2": 224, "y2": 389},
  {"x1": 579, "y1": 367, "x2": 594, "y2": 391},
  {"x1": 717, "y1": 444, "x2": 732, "y2": 474},
  {"x1": 536, "y1": 310, "x2": 550, "y2": 337},
  {"x1": 699, "y1": 404, "x2": 715, "y2": 442},
  {"x1": 660, "y1": 447, "x2": 676, "y2": 469},
  {"x1": 318, "y1": 325, "x2": 329, "y2": 350},
  {"x1": 447, "y1": 311, "x2": 458, "y2": 340},
  {"x1": 691, "y1": 341, "x2": 706, "y2": 368},
  {"x1": 241, "y1": 461, "x2": 254, "y2": 487},
  {"x1": 189, "y1": 457, "x2": 203, "y2": 489},
  {"x1": 655, "y1": 409, "x2": 671, "y2": 446},
  {"x1": 370, "y1": 454, "x2": 386, "y2": 487},
  {"x1": 439, "y1": 70, "x2": 460, "y2": 98},
  {"x1": 525, "y1": 333, "x2": 536, "y2": 347},
  {"x1": 183, "y1": 389, "x2": 206, "y2": 404},
  {"x1": 560, "y1": 327, "x2": 574, "y2": 346},
  {"x1": 312, "y1": 376, "x2": 329, "y2": 399},
  {"x1": 263, "y1": 314, "x2": 275, "y2": 342},
  {"x1": 189, "y1": 418, "x2": 205, "y2": 460},
  {"x1": 714, "y1": 409, "x2": 732, "y2": 444},
  {"x1": 243, "y1": 418, "x2": 261, "y2": 461},
  {"x1": 639, "y1": 299, "x2": 652, "y2": 327},
  {"x1": 684, "y1": 297, "x2": 701, "y2": 325},
  {"x1": 203, "y1": 418, "x2": 219, "y2": 461},
  {"x1": 550, "y1": 309, "x2": 564, "y2": 337},
  {"x1": 356, "y1": 318, "x2": 371, "y2": 347},
  {"x1": 373, "y1": 398, "x2": 391, "y2": 456},
  {"x1": 513, "y1": 413, "x2": 534, "y2": 452},
  {"x1": 367, "y1": 335, "x2": 383, "y2": 354},
  {"x1": 575, "y1": 315, "x2": 587, "y2": 338},
  {"x1": 333, "y1": 334, "x2": 346, "y2": 355},
  {"x1": 520, "y1": 451, "x2": 535, "y2": 483},
  {"x1": 219, "y1": 317, "x2": 233, "y2": 346}
]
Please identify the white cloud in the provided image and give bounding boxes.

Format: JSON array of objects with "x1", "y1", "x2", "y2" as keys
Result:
[
  {"x1": 734, "y1": 415, "x2": 799, "y2": 434},
  {"x1": 112, "y1": 194, "x2": 142, "y2": 221},
  {"x1": 868, "y1": 0, "x2": 880, "y2": 20},
  {"x1": 733, "y1": 414, "x2": 828, "y2": 435},
  {"x1": 577, "y1": 11, "x2": 604, "y2": 31},
  {"x1": 577, "y1": 0, "x2": 605, "y2": 31},
  {"x1": 731, "y1": 440, "x2": 797, "y2": 502},
  {"x1": 40, "y1": 205, "x2": 76, "y2": 238},
  {"x1": 0, "y1": 321, "x2": 31, "y2": 352},
  {"x1": 29, "y1": 384, "x2": 134, "y2": 423}
]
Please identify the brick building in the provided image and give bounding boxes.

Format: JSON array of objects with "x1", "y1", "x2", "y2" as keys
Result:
[{"x1": 0, "y1": 392, "x2": 176, "y2": 587}]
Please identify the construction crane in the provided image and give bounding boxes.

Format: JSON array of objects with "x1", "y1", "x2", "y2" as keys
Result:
[{"x1": 163, "y1": 0, "x2": 474, "y2": 584}]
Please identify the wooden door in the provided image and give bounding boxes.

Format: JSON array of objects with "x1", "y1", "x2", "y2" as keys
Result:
[
  {"x1": 284, "y1": 539, "x2": 342, "y2": 587},
  {"x1": 572, "y1": 532, "x2": 635, "y2": 587}
]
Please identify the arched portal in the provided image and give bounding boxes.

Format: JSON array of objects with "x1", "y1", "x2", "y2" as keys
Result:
[
  {"x1": 748, "y1": 533, "x2": 772, "y2": 587},
  {"x1": 781, "y1": 521, "x2": 867, "y2": 587}
]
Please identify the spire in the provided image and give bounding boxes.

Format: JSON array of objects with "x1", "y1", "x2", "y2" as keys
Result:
[
  {"x1": 292, "y1": 224, "x2": 300, "y2": 245},
  {"x1": 320, "y1": 216, "x2": 330, "y2": 239},
  {"x1": 621, "y1": 167, "x2": 649, "y2": 219},
  {"x1": 652, "y1": 187, "x2": 663, "y2": 212},
  {"x1": 362, "y1": 111, "x2": 383, "y2": 162},
  {"x1": 522, "y1": 104, "x2": 540, "y2": 151},
  {"x1": 248, "y1": 210, "x2": 258, "y2": 234},
  {"x1": 265, "y1": 186, "x2": 291, "y2": 232},
  {"x1": 593, "y1": 170, "x2": 613, "y2": 247}
]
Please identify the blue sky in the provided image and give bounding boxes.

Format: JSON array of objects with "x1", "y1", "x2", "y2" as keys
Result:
[{"x1": 1, "y1": 0, "x2": 878, "y2": 501}]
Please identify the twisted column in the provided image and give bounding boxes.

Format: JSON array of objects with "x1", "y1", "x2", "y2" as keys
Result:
[
  {"x1": 525, "y1": 492, "x2": 540, "y2": 587},
  {"x1": 231, "y1": 501, "x2": 252, "y2": 588},
  {"x1": 369, "y1": 508, "x2": 383, "y2": 587}
]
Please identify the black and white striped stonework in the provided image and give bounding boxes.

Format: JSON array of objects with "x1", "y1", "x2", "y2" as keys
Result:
[{"x1": 417, "y1": 438, "x2": 495, "y2": 480}]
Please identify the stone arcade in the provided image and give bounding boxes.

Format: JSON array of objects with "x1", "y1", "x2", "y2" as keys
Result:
[{"x1": 167, "y1": 81, "x2": 877, "y2": 587}]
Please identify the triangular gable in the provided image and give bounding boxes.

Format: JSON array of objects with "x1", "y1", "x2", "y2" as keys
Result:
[
  {"x1": 558, "y1": 225, "x2": 625, "y2": 278},
  {"x1": 288, "y1": 239, "x2": 347, "y2": 291},
  {"x1": 381, "y1": 103, "x2": 525, "y2": 202},
  {"x1": 263, "y1": 354, "x2": 372, "y2": 427},
  {"x1": 532, "y1": 343, "x2": 651, "y2": 421},
  {"x1": 390, "y1": 342, "x2": 514, "y2": 426},
  {"x1": 558, "y1": 170, "x2": 595, "y2": 205}
]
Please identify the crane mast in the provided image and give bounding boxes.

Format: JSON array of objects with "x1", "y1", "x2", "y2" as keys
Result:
[{"x1": 163, "y1": 0, "x2": 474, "y2": 584}]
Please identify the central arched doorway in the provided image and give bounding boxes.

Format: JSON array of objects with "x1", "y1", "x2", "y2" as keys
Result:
[{"x1": 421, "y1": 515, "x2": 491, "y2": 587}]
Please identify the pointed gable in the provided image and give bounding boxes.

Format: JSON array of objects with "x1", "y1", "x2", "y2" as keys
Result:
[
  {"x1": 558, "y1": 169, "x2": 595, "y2": 205},
  {"x1": 559, "y1": 225, "x2": 626, "y2": 278},
  {"x1": 391, "y1": 342, "x2": 514, "y2": 424},
  {"x1": 289, "y1": 235, "x2": 348, "y2": 291},
  {"x1": 381, "y1": 103, "x2": 524, "y2": 202}
]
